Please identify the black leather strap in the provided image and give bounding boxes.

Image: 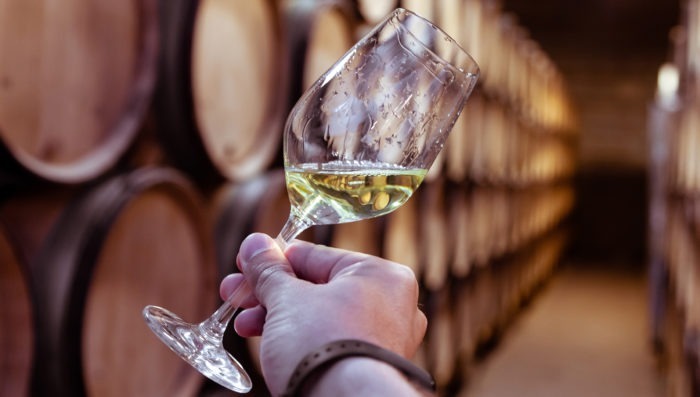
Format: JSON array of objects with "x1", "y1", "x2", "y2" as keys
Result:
[{"x1": 281, "y1": 339, "x2": 435, "y2": 396}]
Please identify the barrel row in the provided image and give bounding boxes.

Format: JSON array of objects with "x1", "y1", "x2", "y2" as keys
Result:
[
  {"x1": 0, "y1": 166, "x2": 375, "y2": 397},
  {"x1": 421, "y1": 228, "x2": 569, "y2": 394},
  {"x1": 0, "y1": 168, "x2": 220, "y2": 396},
  {"x1": 423, "y1": 0, "x2": 578, "y2": 187},
  {"x1": 0, "y1": 0, "x2": 302, "y2": 187},
  {"x1": 0, "y1": 0, "x2": 576, "y2": 191},
  {"x1": 661, "y1": 287, "x2": 699, "y2": 397},
  {"x1": 408, "y1": 0, "x2": 575, "y2": 135},
  {"x1": 410, "y1": 2, "x2": 577, "y2": 395},
  {"x1": 387, "y1": 180, "x2": 575, "y2": 291},
  {"x1": 658, "y1": 0, "x2": 700, "y2": 196},
  {"x1": 0, "y1": 0, "x2": 360, "y2": 189},
  {"x1": 406, "y1": 181, "x2": 573, "y2": 394},
  {"x1": 0, "y1": 224, "x2": 33, "y2": 397},
  {"x1": 647, "y1": 0, "x2": 700, "y2": 393},
  {"x1": 649, "y1": 110, "x2": 700, "y2": 392},
  {"x1": 669, "y1": 105, "x2": 700, "y2": 196},
  {"x1": 442, "y1": 91, "x2": 577, "y2": 186},
  {"x1": 666, "y1": 200, "x2": 700, "y2": 340},
  {"x1": 662, "y1": 199, "x2": 700, "y2": 396}
]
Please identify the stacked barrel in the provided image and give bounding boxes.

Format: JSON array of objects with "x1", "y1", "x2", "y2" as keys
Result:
[
  {"x1": 648, "y1": 1, "x2": 700, "y2": 395},
  {"x1": 0, "y1": 1, "x2": 576, "y2": 396},
  {"x1": 397, "y1": 1, "x2": 577, "y2": 394},
  {"x1": 0, "y1": 2, "x2": 217, "y2": 397}
]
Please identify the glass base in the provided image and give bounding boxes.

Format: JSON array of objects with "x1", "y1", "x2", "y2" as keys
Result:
[{"x1": 143, "y1": 305, "x2": 253, "y2": 393}]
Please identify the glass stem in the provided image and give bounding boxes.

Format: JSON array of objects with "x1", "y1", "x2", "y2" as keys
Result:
[
  {"x1": 200, "y1": 280, "x2": 252, "y2": 341},
  {"x1": 199, "y1": 212, "x2": 312, "y2": 342},
  {"x1": 275, "y1": 211, "x2": 313, "y2": 248}
]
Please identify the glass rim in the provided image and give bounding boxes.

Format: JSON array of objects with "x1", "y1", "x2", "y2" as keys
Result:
[{"x1": 387, "y1": 7, "x2": 480, "y2": 79}]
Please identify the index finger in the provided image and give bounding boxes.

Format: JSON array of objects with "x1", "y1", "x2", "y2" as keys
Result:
[{"x1": 219, "y1": 272, "x2": 259, "y2": 308}]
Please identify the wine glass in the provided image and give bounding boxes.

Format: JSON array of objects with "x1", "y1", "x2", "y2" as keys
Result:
[{"x1": 143, "y1": 8, "x2": 479, "y2": 393}]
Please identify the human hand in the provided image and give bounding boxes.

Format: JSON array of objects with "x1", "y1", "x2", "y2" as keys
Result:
[{"x1": 219, "y1": 233, "x2": 427, "y2": 396}]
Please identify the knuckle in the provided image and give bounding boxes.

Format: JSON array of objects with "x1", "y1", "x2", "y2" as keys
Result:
[
  {"x1": 389, "y1": 262, "x2": 420, "y2": 288},
  {"x1": 253, "y1": 261, "x2": 288, "y2": 293}
]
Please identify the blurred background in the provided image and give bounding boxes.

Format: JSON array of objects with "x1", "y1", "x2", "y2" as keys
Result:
[{"x1": 0, "y1": 0, "x2": 698, "y2": 396}]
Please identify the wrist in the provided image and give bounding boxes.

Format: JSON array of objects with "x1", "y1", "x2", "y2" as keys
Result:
[
  {"x1": 280, "y1": 339, "x2": 435, "y2": 397},
  {"x1": 304, "y1": 357, "x2": 428, "y2": 397}
]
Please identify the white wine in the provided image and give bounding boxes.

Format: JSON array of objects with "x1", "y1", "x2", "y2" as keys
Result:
[{"x1": 285, "y1": 161, "x2": 426, "y2": 225}]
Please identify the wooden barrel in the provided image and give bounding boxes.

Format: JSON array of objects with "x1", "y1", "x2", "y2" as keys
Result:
[
  {"x1": 0, "y1": 0, "x2": 158, "y2": 185},
  {"x1": 31, "y1": 167, "x2": 216, "y2": 396},
  {"x1": 0, "y1": 190, "x2": 78, "y2": 397},
  {"x1": 661, "y1": 282, "x2": 695, "y2": 397},
  {"x1": 462, "y1": 0, "x2": 485, "y2": 74},
  {"x1": 462, "y1": 92, "x2": 486, "y2": 183},
  {"x1": 467, "y1": 187, "x2": 495, "y2": 268},
  {"x1": 669, "y1": 202, "x2": 699, "y2": 330},
  {"x1": 384, "y1": 195, "x2": 422, "y2": 279},
  {"x1": 436, "y1": 0, "x2": 477, "y2": 184},
  {"x1": 425, "y1": 287, "x2": 457, "y2": 391},
  {"x1": 450, "y1": 185, "x2": 473, "y2": 278},
  {"x1": 469, "y1": 266, "x2": 499, "y2": 349},
  {"x1": 454, "y1": 275, "x2": 479, "y2": 373},
  {"x1": 482, "y1": 101, "x2": 508, "y2": 184},
  {"x1": 693, "y1": 198, "x2": 700, "y2": 240},
  {"x1": 355, "y1": 0, "x2": 398, "y2": 25},
  {"x1": 445, "y1": 102, "x2": 471, "y2": 183},
  {"x1": 156, "y1": 0, "x2": 287, "y2": 186},
  {"x1": 675, "y1": 106, "x2": 700, "y2": 196},
  {"x1": 331, "y1": 217, "x2": 384, "y2": 257},
  {"x1": 435, "y1": 0, "x2": 464, "y2": 46},
  {"x1": 400, "y1": 0, "x2": 434, "y2": 21},
  {"x1": 0, "y1": 224, "x2": 34, "y2": 397},
  {"x1": 284, "y1": 0, "x2": 358, "y2": 106},
  {"x1": 419, "y1": 177, "x2": 453, "y2": 291}
]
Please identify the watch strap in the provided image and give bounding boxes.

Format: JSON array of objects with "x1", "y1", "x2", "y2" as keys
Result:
[{"x1": 281, "y1": 339, "x2": 435, "y2": 396}]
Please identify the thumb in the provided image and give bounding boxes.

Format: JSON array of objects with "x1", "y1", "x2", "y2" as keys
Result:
[{"x1": 237, "y1": 233, "x2": 295, "y2": 307}]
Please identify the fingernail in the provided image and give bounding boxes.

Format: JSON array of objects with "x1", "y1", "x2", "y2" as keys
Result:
[{"x1": 239, "y1": 233, "x2": 274, "y2": 269}]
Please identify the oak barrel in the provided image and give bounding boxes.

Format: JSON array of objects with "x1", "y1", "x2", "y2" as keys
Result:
[
  {"x1": 0, "y1": 0, "x2": 158, "y2": 185},
  {"x1": 425, "y1": 287, "x2": 457, "y2": 391},
  {"x1": 450, "y1": 185, "x2": 473, "y2": 278},
  {"x1": 419, "y1": 177, "x2": 452, "y2": 291},
  {"x1": 156, "y1": 0, "x2": 287, "y2": 186},
  {"x1": 284, "y1": 0, "x2": 358, "y2": 107},
  {"x1": 384, "y1": 194, "x2": 422, "y2": 279},
  {"x1": 330, "y1": 216, "x2": 384, "y2": 257},
  {"x1": 0, "y1": 224, "x2": 33, "y2": 397},
  {"x1": 31, "y1": 167, "x2": 216, "y2": 396},
  {"x1": 400, "y1": 0, "x2": 434, "y2": 22},
  {"x1": 355, "y1": 0, "x2": 398, "y2": 25}
]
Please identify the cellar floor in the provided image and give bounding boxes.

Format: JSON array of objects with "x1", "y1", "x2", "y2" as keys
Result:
[{"x1": 463, "y1": 263, "x2": 664, "y2": 397}]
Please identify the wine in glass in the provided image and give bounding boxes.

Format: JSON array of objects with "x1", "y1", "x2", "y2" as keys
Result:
[{"x1": 143, "y1": 8, "x2": 479, "y2": 393}]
